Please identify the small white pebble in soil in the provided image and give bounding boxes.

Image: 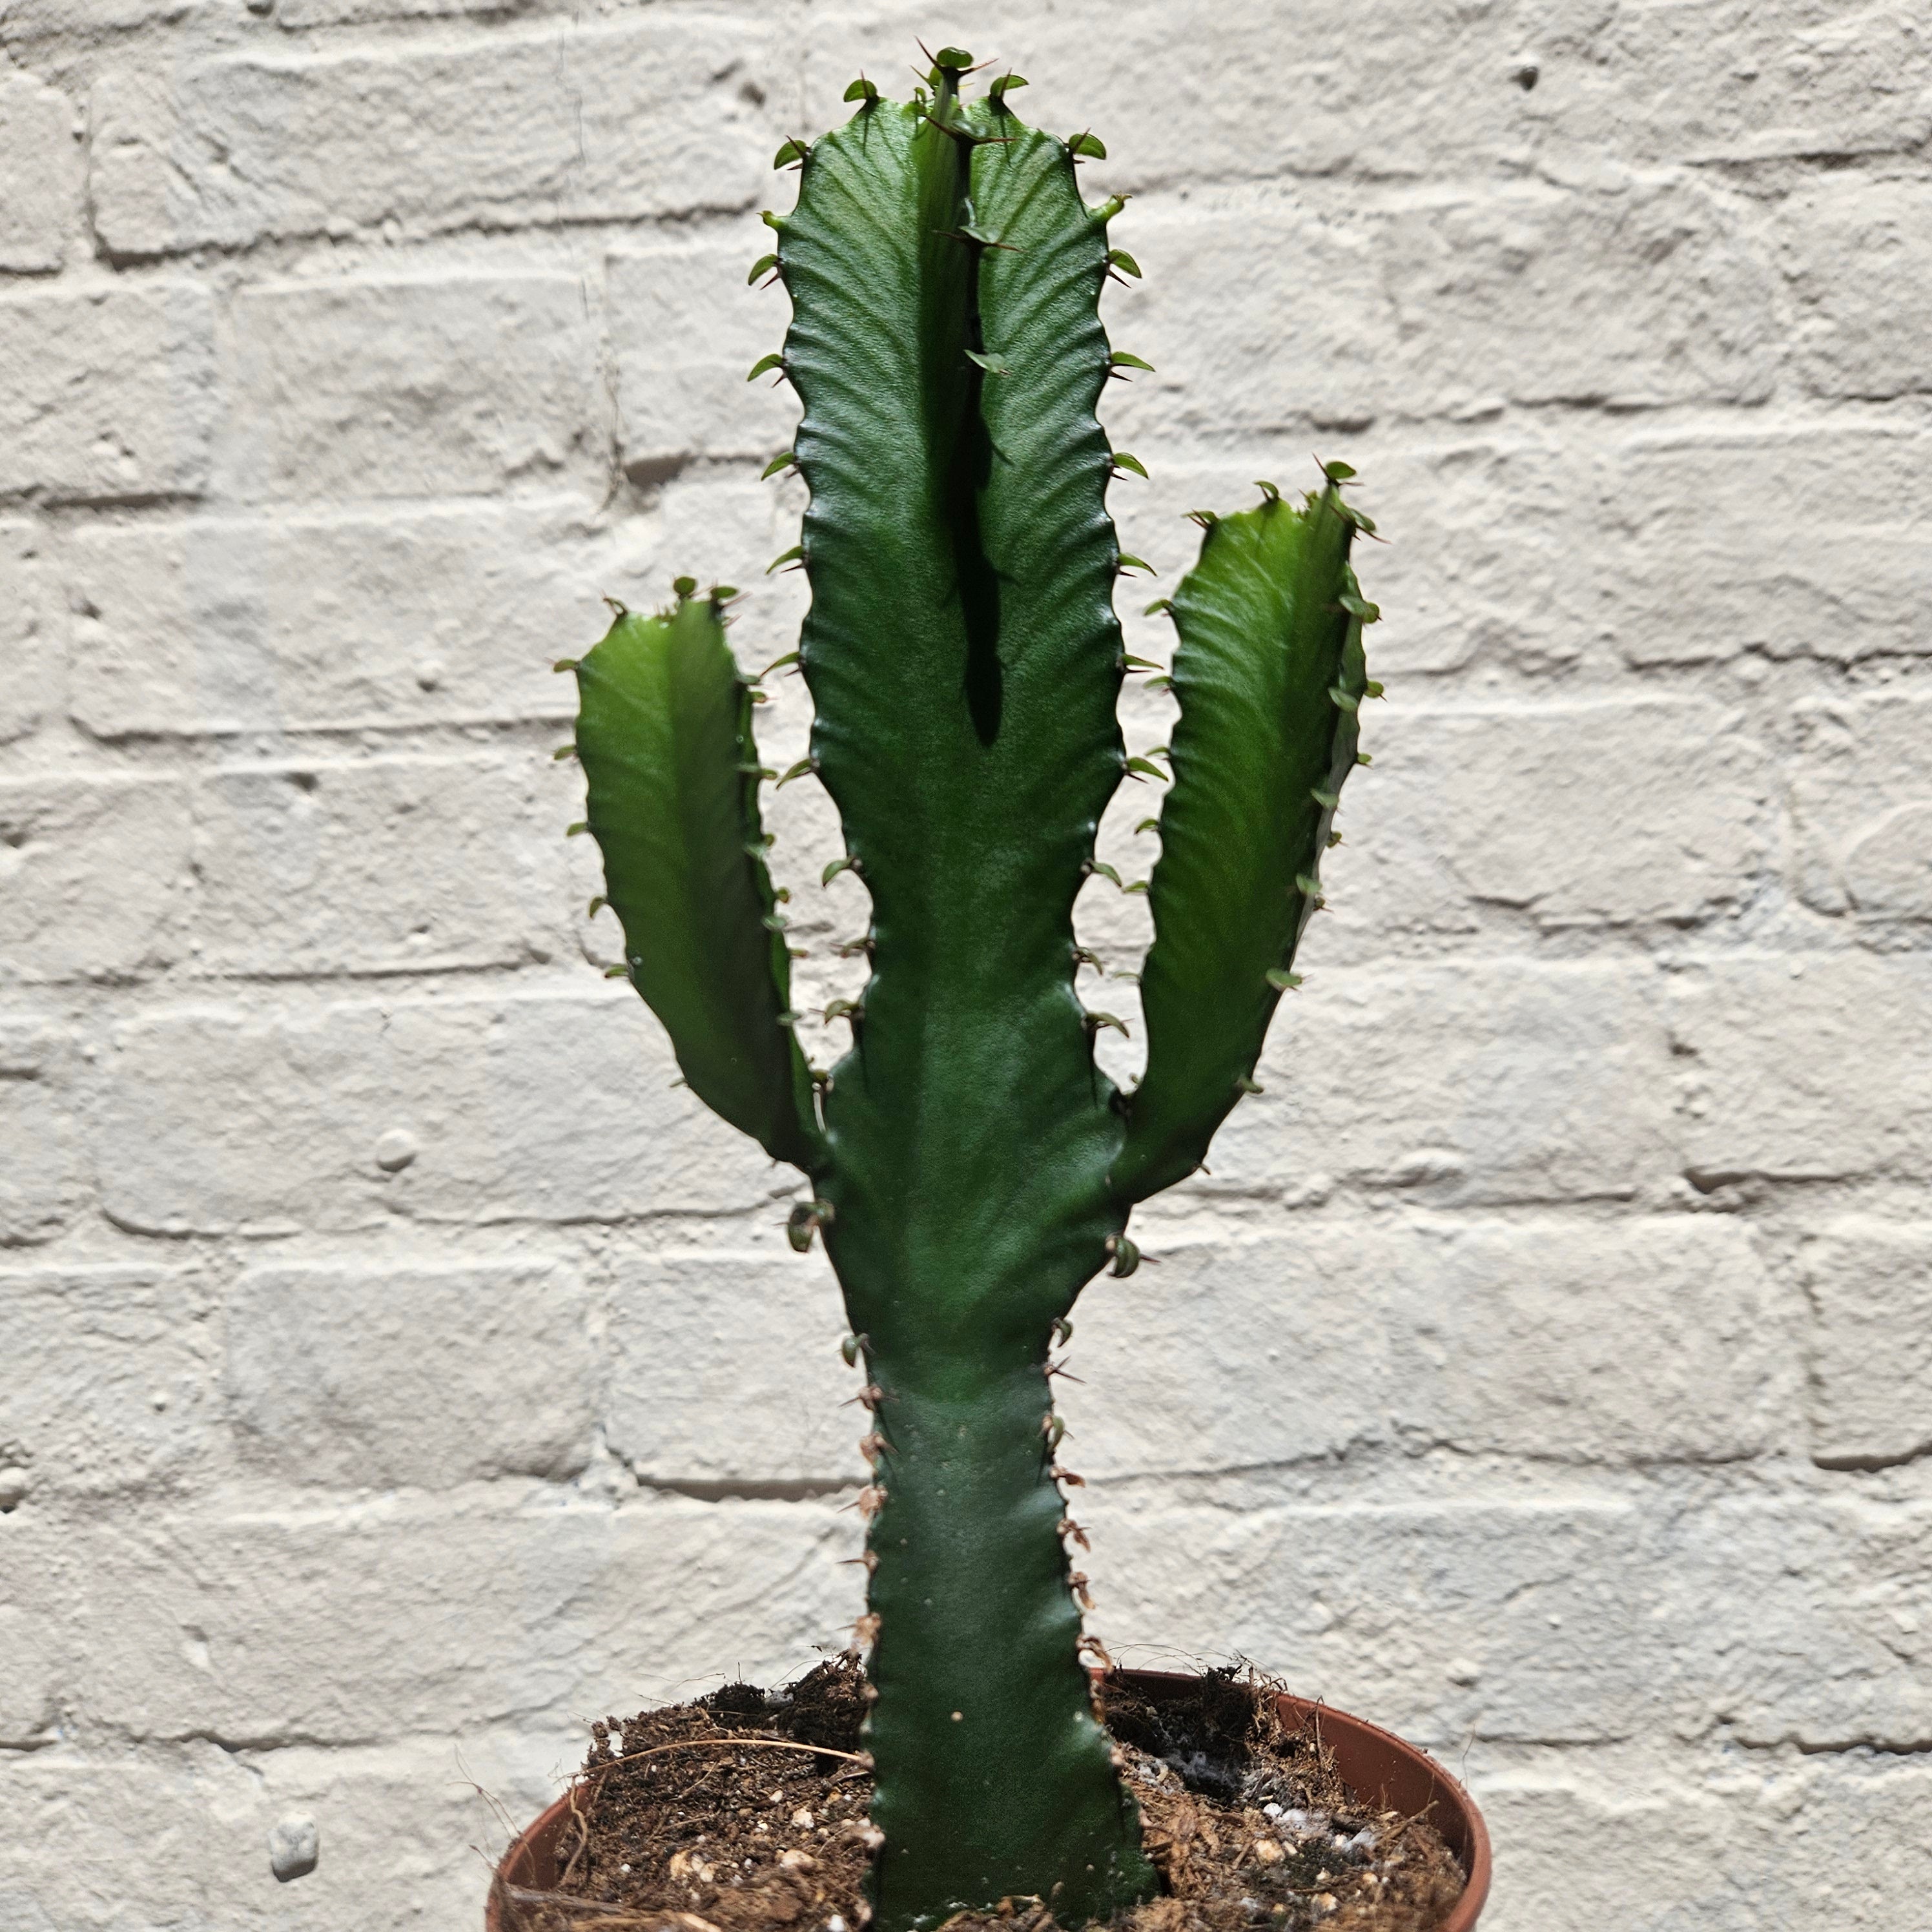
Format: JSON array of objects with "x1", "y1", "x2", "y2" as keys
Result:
[
  {"x1": 792, "y1": 1807, "x2": 814, "y2": 1828},
  {"x1": 828, "y1": 1917, "x2": 847, "y2": 1931},
  {"x1": 1314, "y1": 1896, "x2": 1338, "y2": 1917},
  {"x1": 1252, "y1": 1840, "x2": 1284, "y2": 1865},
  {"x1": 1262, "y1": 1803, "x2": 1282, "y2": 1820}
]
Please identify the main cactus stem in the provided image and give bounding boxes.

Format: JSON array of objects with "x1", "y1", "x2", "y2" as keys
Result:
[{"x1": 564, "y1": 49, "x2": 1379, "y2": 1932}]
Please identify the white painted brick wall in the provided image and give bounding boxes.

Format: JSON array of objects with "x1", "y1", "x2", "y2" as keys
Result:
[{"x1": 1, "y1": 5, "x2": 1927, "y2": 1928}]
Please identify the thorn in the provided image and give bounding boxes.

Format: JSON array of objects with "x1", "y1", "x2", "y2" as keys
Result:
[
  {"x1": 1071, "y1": 945, "x2": 1104, "y2": 974},
  {"x1": 746, "y1": 353, "x2": 786, "y2": 382},
  {"x1": 1133, "y1": 817, "x2": 1160, "y2": 836},
  {"x1": 601, "y1": 596, "x2": 628, "y2": 618},
  {"x1": 1084, "y1": 1011, "x2": 1131, "y2": 1038},
  {"x1": 1357, "y1": 752, "x2": 1374, "y2": 766},
  {"x1": 762, "y1": 450, "x2": 799, "y2": 479},
  {"x1": 1077, "y1": 1634, "x2": 1113, "y2": 1668},
  {"x1": 859, "y1": 1430, "x2": 894, "y2": 1465},
  {"x1": 1106, "y1": 249, "x2": 1143, "y2": 280},
  {"x1": 552, "y1": 744, "x2": 578, "y2": 761},
  {"x1": 766, "y1": 544, "x2": 805, "y2": 574},
  {"x1": 822, "y1": 855, "x2": 861, "y2": 886},
  {"x1": 776, "y1": 757, "x2": 818, "y2": 787},
  {"x1": 1144, "y1": 597, "x2": 1174, "y2": 617},
  {"x1": 1067, "y1": 130, "x2": 1107, "y2": 160},
  {"x1": 1053, "y1": 1316, "x2": 1074, "y2": 1346},
  {"x1": 1321, "y1": 457, "x2": 1359, "y2": 484},
  {"x1": 552, "y1": 657, "x2": 580, "y2": 673},
  {"x1": 1266, "y1": 969, "x2": 1304, "y2": 992},
  {"x1": 843, "y1": 1384, "x2": 887, "y2": 1412},
  {"x1": 772, "y1": 137, "x2": 810, "y2": 169},
  {"x1": 841, "y1": 1333, "x2": 867, "y2": 1368},
  {"x1": 1311, "y1": 788, "x2": 1340, "y2": 808},
  {"x1": 1111, "y1": 451, "x2": 1148, "y2": 480},
  {"x1": 1329, "y1": 684, "x2": 1361, "y2": 713},
  {"x1": 565, "y1": 821, "x2": 589, "y2": 838},
  {"x1": 1339, "y1": 592, "x2": 1381, "y2": 622},
  {"x1": 603, "y1": 963, "x2": 628, "y2": 979},
  {"x1": 747, "y1": 252, "x2": 780, "y2": 285},
  {"x1": 1122, "y1": 654, "x2": 1163, "y2": 672},
  {"x1": 759, "y1": 651, "x2": 802, "y2": 678},
  {"x1": 1083, "y1": 859, "x2": 1124, "y2": 889},
  {"x1": 787, "y1": 1198, "x2": 834, "y2": 1253},
  {"x1": 1104, "y1": 1234, "x2": 1141, "y2": 1279},
  {"x1": 1122, "y1": 755, "x2": 1167, "y2": 783},
  {"x1": 1237, "y1": 1074, "x2": 1264, "y2": 1095},
  {"x1": 1186, "y1": 509, "x2": 1219, "y2": 530},
  {"x1": 1329, "y1": 830, "x2": 1344, "y2": 848},
  {"x1": 821, "y1": 998, "x2": 862, "y2": 1027},
  {"x1": 1108, "y1": 351, "x2": 1155, "y2": 376},
  {"x1": 966, "y1": 348, "x2": 1011, "y2": 376},
  {"x1": 1091, "y1": 194, "x2": 1129, "y2": 224},
  {"x1": 990, "y1": 72, "x2": 1028, "y2": 100},
  {"x1": 1116, "y1": 553, "x2": 1156, "y2": 577},
  {"x1": 1043, "y1": 1413, "x2": 1068, "y2": 1452},
  {"x1": 1057, "y1": 1517, "x2": 1092, "y2": 1552},
  {"x1": 673, "y1": 575, "x2": 697, "y2": 598},
  {"x1": 587, "y1": 896, "x2": 606, "y2": 918},
  {"x1": 1069, "y1": 1572, "x2": 1095, "y2": 1610},
  {"x1": 843, "y1": 76, "x2": 880, "y2": 105},
  {"x1": 1256, "y1": 479, "x2": 1282, "y2": 504},
  {"x1": 1053, "y1": 1464, "x2": 1085, "y2": 1486}
]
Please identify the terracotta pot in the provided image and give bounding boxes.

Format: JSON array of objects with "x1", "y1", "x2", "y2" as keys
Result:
[{"x1": 487, "y1": 1669, "x2": 1490, "y2": 1931}]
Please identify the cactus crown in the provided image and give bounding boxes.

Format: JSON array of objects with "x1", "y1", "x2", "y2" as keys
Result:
[{"x1": 564, "y1": 53, "x2": 1376, "y2": 1932}]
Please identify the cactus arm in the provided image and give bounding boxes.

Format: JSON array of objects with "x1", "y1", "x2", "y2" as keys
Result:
[
  {"x1": 1112, "y1": 484, "x2": 1369, "y2": 1204},
  {"x1": 571, "y1": 593, "x2": 825, "y2": 1175},
  {"x1": 774, "y1": 73, "x2": 1153, "y2": 1931}
]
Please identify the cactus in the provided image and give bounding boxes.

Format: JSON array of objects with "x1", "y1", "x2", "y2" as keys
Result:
[{"x1": 562, "y1": 52, "x2": 1375, "y2": 1932}]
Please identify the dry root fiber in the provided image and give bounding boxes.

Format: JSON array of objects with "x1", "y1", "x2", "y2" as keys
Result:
[{"x1": 497, "y1": 1664, "x2": 1465, "y2": 1932}]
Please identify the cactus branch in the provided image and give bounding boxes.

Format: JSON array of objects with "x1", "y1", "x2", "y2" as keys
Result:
[
  {"x1": 571, "y1": 595, "x2": 825, "y2": 1175},
  {"x1": 1111, "y1": 484, "x2": 1367, "y2": 1203}
]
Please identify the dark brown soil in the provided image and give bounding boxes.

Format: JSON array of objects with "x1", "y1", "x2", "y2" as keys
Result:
[{"x1": 495, "y1": 1663, "x2": 1466, "y2": 1932}]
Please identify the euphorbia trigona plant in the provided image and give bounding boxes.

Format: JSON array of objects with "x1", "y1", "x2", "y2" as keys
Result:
[{"x1": 557, "y1": 48, "x2": 1379, "y2": 1932}]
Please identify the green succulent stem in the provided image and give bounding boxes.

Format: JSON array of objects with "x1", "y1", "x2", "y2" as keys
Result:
[{"x1": 564, "y1": 57, "x2": 1372, "y2": 1932}]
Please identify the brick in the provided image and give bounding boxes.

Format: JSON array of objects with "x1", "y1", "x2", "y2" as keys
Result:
[
  {"x1": 1093, "y1": 1496, "x2": 1647, "y2": 1745},
  {"x1": 1330, "y1": 699, "x2": 1769, "y2": 945},
  {"x1": 1550, "y1": 1, "x2": 1932, "y2": 167},
  {"x1": 0, "y1": 73, "x2": 77, "y2": 273},
  {"x1": 610, "y1": 228, "x2": 803, "y2": 472},
  {"x1": 1063, "y1": 1219, "x2": 1788, "y2": 1476},
  {"x1": 1603, "y1": 425, "x2": 1932, "y2": 666},
  {"x1": 0, "y1": 522, "x2": 54, "y2": 744},
  {"x1": 0, "y1": 285, "x2": 214, "y2": 502},
  {"x1": 63, "y1": 1493, "x2": 858, "y2": 1743},
  {"x1": 96, "y1": 991, "x2": 794, "y2": 1236},
  {"x1": 1191, "y1": 961, "x2": 1678, "y2": 1206},
  {"x1": 1665, "y1": 954, "x2": 1932, "y2": 1182},
  {"x1": 0, "y1": 1598, "x2": 63, "y2": 1748},
  {"x1": 605, "y1": 1248, "x2": 864, "y2": 1488},
  {"x1": 0, "y1": 1023, "x2": 81, "y2": 1248},
  {"x1": 1480, "y1": 1754, "x2": 1932, "y2": 1931},
  {"x1": 1108, "y1": 180, "x2": 1774, "y2": 448},
  {"x1": 1661, "y1": 1497, "x2": 1932, "y2": 1749},
  {"x1": 63, "y1": 504, "x2": 635, "y2": 739},
  {"x1": 0, "y1": 777, "x2": 189, "y2": 980},
  {"x1": 218, "y1": 274, "x2": 602, "y2": 503},
  {"x1": 1790, "y1": 693, "x2": 1932, "y2": 918},
  {"x1": 88, "y1": 21, "x2": 774, "y2": 257},
  {"x1": 1800, "y1": 1221, "x2": 1932, "y2": 1470},
  {"x1": 807, "y1": 2, "x2": 1553, "y2": 190},
  {"x1": 188, "y1": 754, "x2": 571, "y2": 977},
  {"x1": 1782, "y1": 176, "x2": 1932, "y2": 400},
  {"x1": 0, "y1": 1268, "x2": 214, "y2": 1503},
  {"x1": 225, "y1": 1259, "x2": 600, "y2": 1488},
  {"x1": 0, "y1": 1743, "x2": 511, "y2": 1932}
]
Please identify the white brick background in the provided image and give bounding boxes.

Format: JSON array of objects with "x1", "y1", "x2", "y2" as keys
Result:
[{"x1": 1, "y1": 1, "x2": 1928, "y2": 1926}]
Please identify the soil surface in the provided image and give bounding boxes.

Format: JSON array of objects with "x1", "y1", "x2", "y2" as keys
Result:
[{"x1": 495, "y1": 1663, "x2": 1466, "y2": 1932}]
